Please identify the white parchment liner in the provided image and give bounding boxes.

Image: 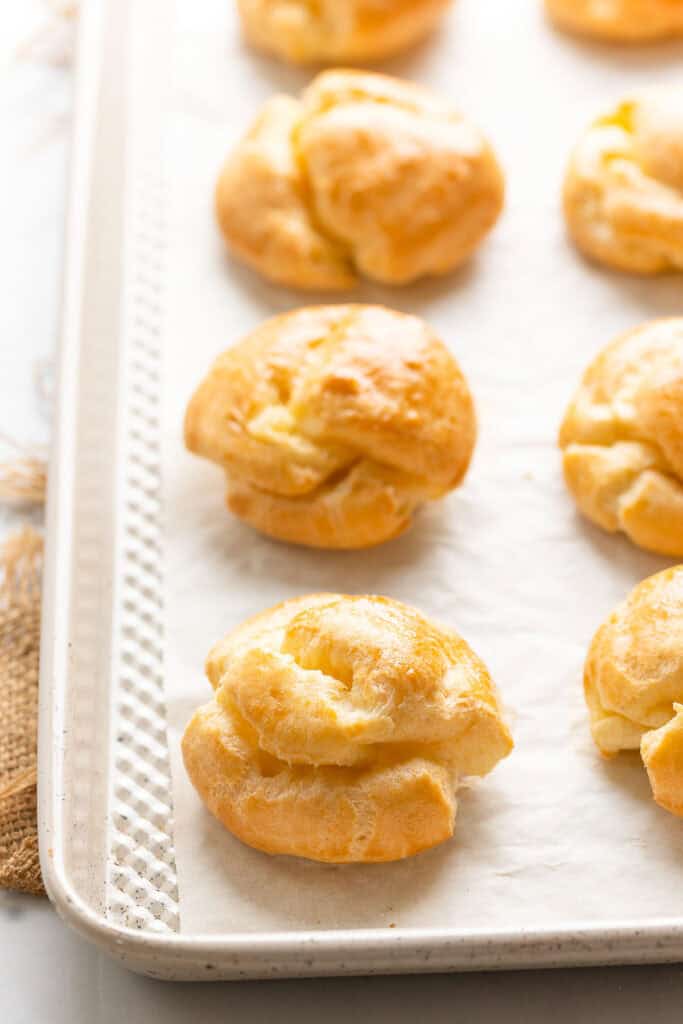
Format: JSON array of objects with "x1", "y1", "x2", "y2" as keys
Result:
[{"x1": 162, "y1": 0, "x2": 683, "y2": 936}]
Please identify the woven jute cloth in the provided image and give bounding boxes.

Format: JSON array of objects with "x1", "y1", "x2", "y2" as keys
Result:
[{"x1": 0, "y1": 528, "x2": 45, "y2": 895}]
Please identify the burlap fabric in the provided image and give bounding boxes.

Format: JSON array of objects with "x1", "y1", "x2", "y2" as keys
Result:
[{"x1": 0, "y1": 528, "x2": 45, "y2": 895}]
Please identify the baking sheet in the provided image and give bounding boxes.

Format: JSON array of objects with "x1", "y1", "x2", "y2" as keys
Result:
[{"x1": 162, "y1": 0, "x2": 683, "y2": 939}]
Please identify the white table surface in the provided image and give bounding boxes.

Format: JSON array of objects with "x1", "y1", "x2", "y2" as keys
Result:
[{"x1": 1, "y1": 4, "x2": 682, "y2": 1020}]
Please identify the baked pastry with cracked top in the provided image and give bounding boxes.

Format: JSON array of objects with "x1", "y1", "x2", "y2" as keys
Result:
[
  {"x1": 182, "y1": 593, "x2": 514, "y2": 862},
  {"x1": 584, "y1": 567, "x2": 683, "y2": 819},
  {"x1": 215, "y1": 70, "x2": 504, "y2": 289},
  {"x1": 563, "y1": 90, "x2": 683, "y2": 274},
  {"x1": 546, "y1": 0, "x2": 683, "y2": 41},
  {"x1": 559, "y1": 319, "x2": 683, "y2": 557},
  {"x1": 185, "y1": 304, "x2": 477, "y2": 549},
  {"x1": 237, "y1": 0, "x2": 453, "y2": 64}
]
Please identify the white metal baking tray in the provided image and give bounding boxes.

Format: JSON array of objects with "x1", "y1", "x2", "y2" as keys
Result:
[{"x1": 39, "y1": 0, "x2": 683, "y2": 980}]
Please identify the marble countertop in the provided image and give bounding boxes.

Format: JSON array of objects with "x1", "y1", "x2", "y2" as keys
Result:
[{"x1": 1, "y1": 4, "x2": 682, "y2": 1019}]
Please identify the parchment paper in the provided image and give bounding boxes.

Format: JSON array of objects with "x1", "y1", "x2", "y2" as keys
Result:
[{"x1": 162, "y1": 0, "x2": 683, "y2": 936}]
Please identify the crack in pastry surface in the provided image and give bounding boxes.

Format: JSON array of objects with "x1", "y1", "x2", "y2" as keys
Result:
[
  {"x1": 559, "y1": 318, "x2": 683, "y2": 557},
  {"x1": 185, "y1": 304, "x2": 477, "y2": 548},
  {"x1": 182, "y1": 594, "x2": 513, "y2": 861},
  {"x1": 214, "y1": 596, "x2": 504, "y2": 768},
  {"x1": 563, "y1": 89, "x2": 683, "y2": 274},
  {"x1": 584, "y1": 568, "x2": 683, "y2": 819},
  {"x1": 215, "y1": 70, "x2": 504, "y2": 289}
]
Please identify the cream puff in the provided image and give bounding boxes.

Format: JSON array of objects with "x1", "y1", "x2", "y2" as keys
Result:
[
  {"x1": 559, "y1": 319, "x2": 683, "y2": 558},
  {"x1": 237, "y1": 0, "x2": 453, "y2": 64},
  {"x1": 185, "y1": 304, "x2": 477, "y2": 549},
  {"x1": 584, "y1": 567, "x2": 683, "y2": 818},
  {"x1": 215, "y1": 70, "x2": 504, "y2": 289},
  {"x1": 563, "y1": 89, "x2": 683, "y2": 274},
  {"x1": 546, "y1": 0, "x2": 683, "y2": 42},
  {"x1": 182, "y1": 593, "x2": 513, "y2": 861}
]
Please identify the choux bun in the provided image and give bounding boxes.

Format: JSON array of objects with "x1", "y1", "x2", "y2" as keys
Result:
[
  {"x1": 563, "y1": 89, "x2": 683, "y2": 274},
  {"x1": 559, "y1": 319, "x2": 683, "y2": 558},
  {"x1": 185, "y1": 304, "x2": 477, "y2": 549},
  {"x1": 182, "y1": 593, "x2": 513, "y2": 862},
  {"x1": 237, "y1": 0, "x2": 452, "y2": 64},
  {"x1": 584, "y1": 567, "x2": 683, "y2": 818},
  {"x1": 546, "y1": 0, "x2": 683, "y2": 41},
  {"x1": 215, "y1": 70, "x2": 504, "y2": 289}
]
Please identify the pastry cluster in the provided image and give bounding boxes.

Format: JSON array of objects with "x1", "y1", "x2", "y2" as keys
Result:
[
  {"x1": 559, "y1": 319, "x2": 683, "y2": 558},
  {"x1": 182, "y1": 594, "x2": 513, "y2": 862},
  {"x1": 563, "y1": 90, "x2": 683, "y2": 275},
  {"x1": 562, "y1": 321, "x2": 683, "y2": 822},
  {"x1": 585, "y1": 567, "x2": 683, "y2": 818},
  {"x1": 215, "y1": 70, "x2": 505, "y2": 289},
  {"x1": 185, "y1": 304, "x2": 477, "y2": 549},
  {"x1": 546, "y1": 0, "x2": 683, "y2": 41},
  {"x1": 237, "y1": 0, "x2": 453, "y2": 63},
  {"x1": 181, "y1": 7, "x2": 683, "y2": 865}
]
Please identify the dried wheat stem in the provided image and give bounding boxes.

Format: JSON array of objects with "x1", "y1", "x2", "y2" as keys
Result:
[
  {"x1": 0, "y1": 459, "x2": 47, "y2": 506},
  {"x1": 0, "y1": 529, "x2": 44, "y2": 610}
]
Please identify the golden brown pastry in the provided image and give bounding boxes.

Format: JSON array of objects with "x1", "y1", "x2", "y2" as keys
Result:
[
  {"x1": 185, "y1": 304, "x2": 477, "y2": 549},
  {"x1": 215, "y1": 70, "x2": 504, "y2": 289},
  {"x1": 563, "y1": 90, "x2": 683, "y2": 274},
  {"x1": 237, "y1": 0, "x2": 452, "y2": 64},
  {"x1": 559, "y1": 319, "x2": 683, "y2": 558},
  {"x1": 546, "y1": 0, "x2": 683, "y2": 41},
  {"x1": 584, "y1": 567, "x2": 683, "y2": 818},
  {"x1": 182, "y1": 593, "x2": 514, "y2": 862},
  {"x1": 641, "y1": 704, "x2": 683, "y2": 816}
]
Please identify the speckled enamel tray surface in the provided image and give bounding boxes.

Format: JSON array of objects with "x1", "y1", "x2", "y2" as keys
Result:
[{"x1": 38, "y1": 0, "x2": 683, "y2": 981}]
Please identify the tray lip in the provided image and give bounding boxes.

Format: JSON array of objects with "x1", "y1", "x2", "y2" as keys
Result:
[
  {"x1": 37, "y1": 0, "x2": 683, "y2": 978},
  {"x1": 37, "y1": 0, "x2": 107, "y2": 882},
  {"x1": 36, "y1": 857, "x2": 683, "y2": 971}
]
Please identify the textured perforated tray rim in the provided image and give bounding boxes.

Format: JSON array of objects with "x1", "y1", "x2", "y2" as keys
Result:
[{"x1": 37, "y1": 0, "x2": 683, "y2": 980}]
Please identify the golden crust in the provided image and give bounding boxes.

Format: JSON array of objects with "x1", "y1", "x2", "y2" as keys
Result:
[
  {"x1": 559, "y1": 319, "x2": 683, "y2": 557},
  {"x1": 215, "y1": 70, "x2": 504, "y2": 289},
  {"x1": 185, "y1": 304, "x2": 477, "y2": 548},
  {"x1": 214, "y1": 96, "x2": 355, "y2": 291},
  {"x1": 563, "y1": 91, "x2": 683, "y2": 275},
  {"x1": 641, "y1": 704, "x2": 683, "y2": 817},
  {"x1": 182, "y1": 594, "x2": 513, "y2": 862},
  {"x1": 546, "y1": 0, "x2": 683, "y2": 41},
  {"x1": 237, "y1": 0, "x2": 452, "y2": 64},
  {"x1": 584, "y1": 568, "x2": 683, "y2": 818}
]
